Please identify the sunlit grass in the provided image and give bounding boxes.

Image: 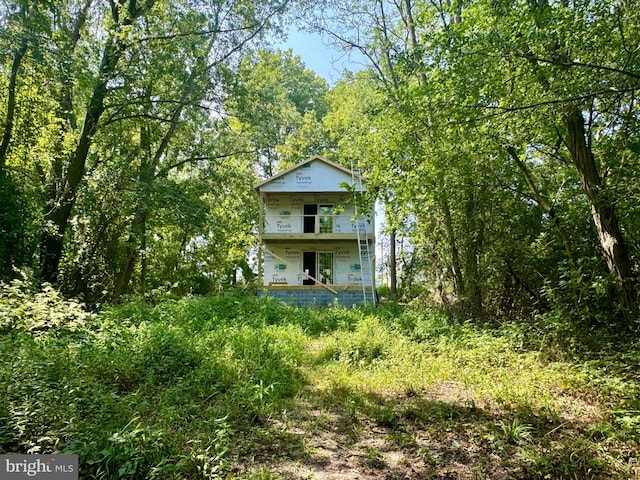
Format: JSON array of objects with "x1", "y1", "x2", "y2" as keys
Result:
[
  {"x1": 1, "y1": 287, "x2": 638, "y2": 478},
  {"x1": 308, "y1": 313, "x2": 581, "y2": 416},
  {"x1": 293, "y1": 307, "x2": 639, "y2": 477}
]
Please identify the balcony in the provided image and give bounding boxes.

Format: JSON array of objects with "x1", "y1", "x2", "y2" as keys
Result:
[{"x1": 261, "y1": 213, "x2": 373, "y2": 241}]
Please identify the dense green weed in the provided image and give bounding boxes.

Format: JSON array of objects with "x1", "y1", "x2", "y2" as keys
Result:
[
  {"x1": 1, "y1": 285, "x2": 638, "y2": 478},
  {"x1": 0, "y1": 289, "x2": 310, "y2": 477}
]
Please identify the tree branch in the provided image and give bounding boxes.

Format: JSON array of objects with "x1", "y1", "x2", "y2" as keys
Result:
[
  {"x1": 505, "y1": 52, "x2": 640, "y2": 80},
  {"x1": 155, "y1": 150, "x2": 258, "y2": 178}
]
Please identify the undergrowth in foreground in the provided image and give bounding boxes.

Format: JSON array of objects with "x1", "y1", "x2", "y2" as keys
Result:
[{"x1": 1, "y1": 282, "x2": 639, "y2": 478}]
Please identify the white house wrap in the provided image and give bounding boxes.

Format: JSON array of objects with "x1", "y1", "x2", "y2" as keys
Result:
[{"x1": 255, "y1": 156, "x2": 376, "y2": 306}]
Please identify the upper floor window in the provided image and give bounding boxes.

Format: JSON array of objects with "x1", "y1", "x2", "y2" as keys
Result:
[
  {"x1": 304, "y1": 204, "x2": 334, "y2": 233},
  {"x1": 319, "y1": 205, "x2": 334, "y2": 233}
]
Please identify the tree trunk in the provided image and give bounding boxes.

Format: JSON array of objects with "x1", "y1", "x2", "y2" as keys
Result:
[
  {"x1": 39, "y1": 1, "x2": 155, "y2": 285},
  {"x1": 140, "y1": 235, "x2": 147, "y2": 299},
  {"x1": 0, "y1": 38, "x2": 28, "y2": 173},
  {"x1": 563, "y1": 108, "x2": 637, "y2": 318},
  {"x1": 112, "y1": 211, "x2": 148, "y2": 303},
  {"x1": 389, "y1": 227, "x2": 397, "y2": 296},
  {"x1": 112, "y1": 122, "x2": 152, "y2": 303},
  {"x1": 112, "y1": 79, "x2": 191, "y2": 302},
  {"x1": 441, "y1": 199, "x2": 465, "y2": 298},
  {"x1": 39, "y1": 37, "x2": 121, "y2": 284},
  {"x1": 463, "y1": 189, "x2": 484, "y2": 317},
  {"x1": 383, "y1": 195, "x2": 398, "y2": 296}
]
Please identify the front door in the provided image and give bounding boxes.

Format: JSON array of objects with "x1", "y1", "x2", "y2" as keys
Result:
[{"x1": 303, "y1": 251, "x2": 316, "y2": 285}]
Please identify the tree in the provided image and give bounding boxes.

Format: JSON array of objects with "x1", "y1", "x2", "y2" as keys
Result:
[
  {"x1": 298, "y1": 0, "x2": 430, "y2": 297},
  {"x1": 430, "y1": 0, "x2": 640, "y2": 321},
  {"x1": 38, "y1": 0, "x2": 158, "y2": 285},
  {"x1": 304, "y1": 0, "x2": 639, "y2": 323},
  {"x1": 0, "y1": 0, "x2": 292, "y2": 295},
  {"x1": 0, "y1": 0, "x2": 57, "y2": 278},
  {"x1": 226, "y1": 49, "x2": 330, "y2": 176},
  {"x1": 323, "y1": 71, "x2": 409, "y2": 298}
]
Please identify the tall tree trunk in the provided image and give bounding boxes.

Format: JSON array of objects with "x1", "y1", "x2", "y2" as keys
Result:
[
  {"x1": 140, "y1": 231, "x2": 147, "y2": 299},
  {"x1": 563, "y1": 108, "x2": 637, "y2": 319},
  {"x1": 40, "y1": 37, "x2": 122, "y2": 284},
  {"x1": 112, "y1": 77, "x2": 191, "y2": 302},
  {"x1": 383, "y1": 195, "x2": 398, "y2": 296},
  {"x1": 0, "y1": 38, "x2": 28, "y2": 174},
  {"x1": 39, "y1": 1, "x2": 155, "y2": 285},
  {"x1": 463, "y1": 188, "x2": 484, "y2": 317},
  {"x1": 112, "y1": 123, "x2": 152, "y2": 303},
  {"x1": 514, "y1": 0, "x2": 636, "y2": 321},
  {"x1": 0, "y1": 30, "x2": 29, "y2": 278},
  {"x1": 389, "y1": 227, "x2": 397, "y2": 296},
  {"x1": 441, "y1": 199, "x2": 465, "y2": 298}
]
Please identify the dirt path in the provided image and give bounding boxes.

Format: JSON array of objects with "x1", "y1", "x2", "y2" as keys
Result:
[
  {"x1": 229, "y1": 341, "x2": 637, "y2": 479},
  {"x1": 233, "y1": 381, "x2": 532, "y2": 479}
]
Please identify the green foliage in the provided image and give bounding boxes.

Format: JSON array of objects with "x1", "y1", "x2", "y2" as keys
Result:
[
  {"x1": 500, "y1": 419, "x2": 532, "y2": 445},
  {"x1": 0, "y1": 291, "x2": 318, "y2": 477},
  {"x1": 323, "y1": 315, "x2": 396, "y2": 366},
  {"x1": 1, "y1": 291, "x2": 639, "y2": 477},
  {"x1": 541, "y1": 260, "x2": 623, "y2": 328},
  {"x1": 0, "y1": 272, "x2": 94, "y2": 334},
  {"x1": 316, "y1": 0, "x2": 640, "y2": 325},
  {"x1": 0, "y1": 0, "x2": 295, "y2": 303},
  {"x1": 524, "y1": 439, "x2": 613, "y2": 480},
  {"x1": 227, "y1": 49, "x2": 331, "y2": 176},
  {"x1": 0, "y1": 174, "x2": 30, "y2": 279},
  {"x1": 137, "y1": 324, "x2": 202, "y2": 384}
]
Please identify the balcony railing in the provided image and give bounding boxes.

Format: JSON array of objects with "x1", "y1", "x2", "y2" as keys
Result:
[{"x1": 263, "y1": 214, "x2": 373, "y2": 235}]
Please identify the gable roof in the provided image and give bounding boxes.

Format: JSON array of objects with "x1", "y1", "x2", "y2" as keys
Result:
[{"x1": 253, "y1": 155, "x2": 362, "y2": 191}]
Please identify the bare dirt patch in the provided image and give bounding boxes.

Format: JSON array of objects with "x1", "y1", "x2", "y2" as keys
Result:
[
  {"x1": 232, "y1": 382, "x2": 544, "y2": 479},
  {"x1": 230, "y1": 343, "x2": 639, "y2": 479}
]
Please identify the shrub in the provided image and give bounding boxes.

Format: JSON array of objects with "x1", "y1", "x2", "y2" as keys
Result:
[
  {"x1": 0, "y1": 273, "x2": 94, "y2": 335},
  {"x1": 323, "y1": 316, "x2": 397, "y2": 366}
]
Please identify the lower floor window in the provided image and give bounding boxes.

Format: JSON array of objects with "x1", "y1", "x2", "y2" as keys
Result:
[{"x1": 317, "y1": 252, "x2": 334, "y2": 284}]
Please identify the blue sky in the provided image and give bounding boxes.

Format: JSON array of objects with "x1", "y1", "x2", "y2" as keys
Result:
[{"x1": 275, "y1": 27, "x2": 363, "y2": 83}]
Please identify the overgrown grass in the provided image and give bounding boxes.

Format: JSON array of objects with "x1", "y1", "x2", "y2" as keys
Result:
[
  {"x1": 302, "y1": 307, "x2": 640, "y2": 478},
  {"x1": 0, "y1": 283, "x2": 315, "y2": 478},
  {"x1": 1, "y1": 282, "x2": 638, "y2": 478}
]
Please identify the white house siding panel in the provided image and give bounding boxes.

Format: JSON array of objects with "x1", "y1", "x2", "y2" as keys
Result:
[
  {"x1": 333, "y1": 244, "x2": 370, "y2": 286},
  {"x1": 262, "y1": 248, "x2": 304, "y2": 286},
  {"x1": 263, "y1": 196, "x2": 304, "y2": 234},
  {"x1": 259, "y1": 160, "x2": 359, "y2": 193},
  {"x1": 262, "y1": 242, "x2": 373, "y2": 287}
]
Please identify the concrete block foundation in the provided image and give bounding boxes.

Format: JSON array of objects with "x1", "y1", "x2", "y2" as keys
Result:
[{"x1": 259, "y1": 288, "x2": 376, "y2": 307}]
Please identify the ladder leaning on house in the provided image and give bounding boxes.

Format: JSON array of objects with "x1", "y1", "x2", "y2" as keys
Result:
[{"x1": 352, "y1": 164, "x2": 376, "y2": 306}]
